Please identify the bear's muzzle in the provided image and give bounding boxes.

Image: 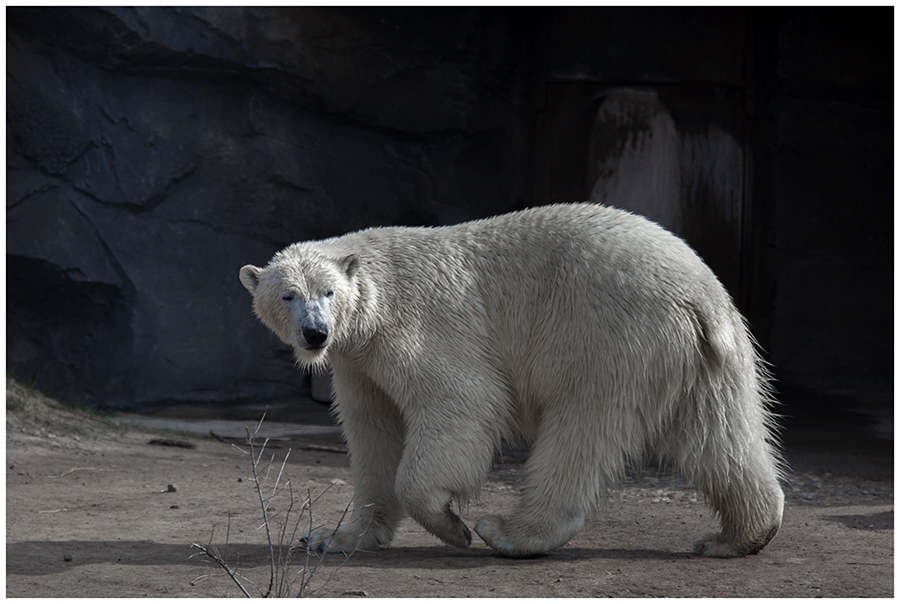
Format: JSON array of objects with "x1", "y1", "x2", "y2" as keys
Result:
[{"x1": 300, "y1": 324, "x2": 328, "y2": 349}]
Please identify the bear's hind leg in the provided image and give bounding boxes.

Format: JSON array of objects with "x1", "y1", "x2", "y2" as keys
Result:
[
  {"x1": 688, "y1": 446, "x2": 784, "y2": 558},
  {"x1": 669, "y1": 394, "x2": 785, "y2": 558}
]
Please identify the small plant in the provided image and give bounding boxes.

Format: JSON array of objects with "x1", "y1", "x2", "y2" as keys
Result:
[{"x1": 191, "y1": 414, "x2": 359, "y2": 597}]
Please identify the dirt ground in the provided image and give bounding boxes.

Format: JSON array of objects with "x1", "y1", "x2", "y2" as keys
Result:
[{"x1": 6, "y1": 378, "x2": 893, "y2": 598}]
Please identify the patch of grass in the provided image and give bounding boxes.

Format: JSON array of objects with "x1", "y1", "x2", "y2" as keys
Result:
[{"x1": 6, "y1": 376, "x2": 121, "y2": 440}]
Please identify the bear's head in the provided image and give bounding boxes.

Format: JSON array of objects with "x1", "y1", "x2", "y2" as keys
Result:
[{"x1": 240, "y1": 244, "x2": 360, "y2": 369}]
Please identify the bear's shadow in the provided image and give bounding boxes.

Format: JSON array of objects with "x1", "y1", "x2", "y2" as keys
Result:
[{"x1": 335, "y1": 546, "x2": 694, "y2": 569}]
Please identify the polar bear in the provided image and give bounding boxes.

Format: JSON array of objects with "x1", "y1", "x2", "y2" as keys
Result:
[{"x1": 239, "y1": 202, "x2": 784, "y2": 558}]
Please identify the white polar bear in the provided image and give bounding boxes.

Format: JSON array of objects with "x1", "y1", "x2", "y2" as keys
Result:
[{"x1": 239, "y1": 202, "x2": 784, "y2": 558}]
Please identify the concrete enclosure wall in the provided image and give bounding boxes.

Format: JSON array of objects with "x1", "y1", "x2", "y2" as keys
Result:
[{"x1": 6, "y1": 7, "x2": 892, "y2": 411}]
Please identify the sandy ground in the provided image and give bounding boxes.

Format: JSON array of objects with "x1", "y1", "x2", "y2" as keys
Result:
[{"x1": 5, "y1": 378, "x2": 893, "y2": 598}]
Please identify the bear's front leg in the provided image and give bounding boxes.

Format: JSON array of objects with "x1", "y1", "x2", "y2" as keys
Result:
[
  {"x1": 304, "y1": 372, "x2": 406, "y2": 553},
  {"x1": 394, "y1": 408, "x2": 495, "y2": 549}
]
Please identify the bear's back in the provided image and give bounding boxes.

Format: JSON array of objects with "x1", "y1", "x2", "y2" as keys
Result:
[
  {"x1": 334, "y1": 203, "x2": 734, "y2": 371},
  {"x1": 333, "y1": 203, "x2": 728, "y2": 321}
]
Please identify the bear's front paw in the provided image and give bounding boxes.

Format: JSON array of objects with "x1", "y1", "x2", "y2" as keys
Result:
[
  {"x1": 302, "y1": 526, "x2": 350, "y2": 553},
  {"x1": 302, "y1": 522, "x2": 382, "y2": 554},
  {"x1": 441, "y1": 507, "x2": 473, "y2": 549}
]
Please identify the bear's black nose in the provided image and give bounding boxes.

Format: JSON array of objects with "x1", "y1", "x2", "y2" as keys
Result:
[{"x1": 303, "y1": 326, "x2": 328, "y2": 347}]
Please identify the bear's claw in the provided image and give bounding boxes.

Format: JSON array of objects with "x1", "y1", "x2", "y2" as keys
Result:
[{"x1": 301, "y1": 526, "x2": 364, "y2": 554}]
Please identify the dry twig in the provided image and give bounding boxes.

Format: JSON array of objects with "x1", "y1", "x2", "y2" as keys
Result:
[
  {"x1": 190, "y1": 517, "x2": 252, "y2": 598},
  {"x1": 192, "y1": 412, "x2": 358, "y2": 597}
]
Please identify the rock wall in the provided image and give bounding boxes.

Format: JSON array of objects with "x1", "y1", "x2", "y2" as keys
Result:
[
  {"x1": 535, "y1": 7, "x2": 893, "y2": 398},
  {"x1": 749, "y1": 8, "x2": 893, "y2": 395},
  {"x1": 7, "y1": 7, "x2": 893, "y2": 411},
  {"x1": 7, "y1": 7, "x2": 538, "y2": 409}
]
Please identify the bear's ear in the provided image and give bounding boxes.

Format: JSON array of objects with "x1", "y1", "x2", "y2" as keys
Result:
[
  {"x1": 339, "y1": 254, "x2": 360, "y2": 279},
  {"x1": 239, "y1": 265, "x2": 262, "y2": 293}
]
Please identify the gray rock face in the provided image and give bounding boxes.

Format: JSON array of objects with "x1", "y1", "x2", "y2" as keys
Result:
[
  {"x1": 7, "y1": 7, "x2": 534, "y2": 409},
  {"x1": 7, "y1": 7, "x2": 892, "y2": 412}
]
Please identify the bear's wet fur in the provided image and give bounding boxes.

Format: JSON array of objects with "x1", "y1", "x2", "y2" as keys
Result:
[{"x1": 240, "y1": 203, "x2": 784, "y2": 558}]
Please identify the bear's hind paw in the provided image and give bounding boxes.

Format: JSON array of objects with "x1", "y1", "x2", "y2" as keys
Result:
[
  {"x1": 693, "y1": 533, "x2": 745, "y2": 558},
  {"x1": 474, "y1": 515, "x2": 515, "y2": 554},
  {"x1": 474, "y1": 515, "x2": 545, "y2": 558}
]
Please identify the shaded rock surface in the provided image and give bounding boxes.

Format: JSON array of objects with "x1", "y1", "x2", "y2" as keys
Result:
[
  {"x1": 7, "y1": 7, "x2": 892, "y2": 413},
  {"x1": 7, "y1": 7, "x2": 536, "y2": 410}
]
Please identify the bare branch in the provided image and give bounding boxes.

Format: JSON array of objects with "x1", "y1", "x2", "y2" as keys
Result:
[
  {"x1": 246, "y1": 426, "x2": 277, "y2": 597},
  {"x1": 189, "y1": 542, "x2": 252, "y2": 598},
  {"x1": 194, "y1": 414, "x2": 356, "y2": 598}
]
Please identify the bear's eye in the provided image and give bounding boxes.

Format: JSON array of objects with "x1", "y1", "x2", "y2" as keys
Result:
[
  {"x1": 281, "y1": 293, "x2": 294, "y2": 302},
  {"x1": 325, "y1": 288, "x2": 335, "y2": 298}
]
